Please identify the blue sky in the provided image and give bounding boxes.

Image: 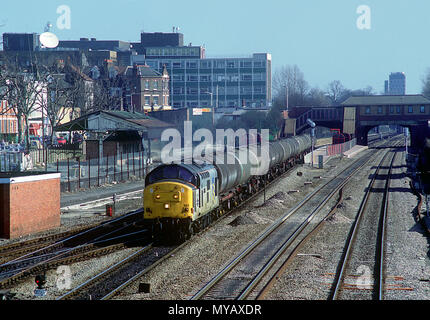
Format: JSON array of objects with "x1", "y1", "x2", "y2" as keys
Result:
[{"x1": 1, "y1": 0, "x2": 429, "y2": 95}]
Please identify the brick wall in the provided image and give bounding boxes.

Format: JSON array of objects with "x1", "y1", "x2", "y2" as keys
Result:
[{"x1": 0, "y1": 173, "x2": 61, "y2": 239}]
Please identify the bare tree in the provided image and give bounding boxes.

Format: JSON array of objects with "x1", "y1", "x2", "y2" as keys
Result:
[
  {"x1": 3, "y1": 71, "x2": 43, "y2": 150},
  {"x1": 423, "y1": 68, "x2": 430, "y2": 98},
  {"x1": 273, "y1": 65, "x2": 309, "y2": 108},
  {"x1": 327, "y1": 80, "x2": 346, "y2": 104}
]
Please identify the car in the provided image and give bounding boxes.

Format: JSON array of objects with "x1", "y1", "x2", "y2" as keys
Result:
[
  {"x1": 56, "y1": 137, "x2": 67, "y2": 145},
  {"x1": 29, "y1": 136, "x2": 41, "y2": 149}
]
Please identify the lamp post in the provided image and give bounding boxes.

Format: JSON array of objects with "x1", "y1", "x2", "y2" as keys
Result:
[
  {"x1": 204, "y1": 90, "x2": 215, "y2": 130},
  {"x1": 307, "y1": 119, "x2": 316, "y2": 168}
]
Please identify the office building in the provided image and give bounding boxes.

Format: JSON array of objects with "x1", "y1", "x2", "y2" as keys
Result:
[
  {"x1": 132, "y1": 51, "x2": 271, "y2": 109},
  {"x1": 384, "y1": 72, "x2": 406, "y2": 95}
]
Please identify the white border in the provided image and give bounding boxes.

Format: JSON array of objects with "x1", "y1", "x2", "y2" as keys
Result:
[{"x1": 0, "y1": 173, "x2": 61, "y2": 184}]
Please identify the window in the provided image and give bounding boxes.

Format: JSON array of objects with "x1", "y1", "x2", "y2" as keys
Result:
[
  {"x1": 200, "y1": 75, "x2": 211, "y2": 82},
  {"x1": 146, "y1": 165, "x2": 197, "y2": 186},
  {"x1": 227, "y1": 61, "x2": 237, "y2": 68},
  {"x1": 172, "y1": 75, "x2": 184, "y2": 81},
  {"x1": 187, "y1": 75, "x2": 198, "y2": 82},
  {"x1": 186, "y1": 61, "x2": 197, "y2": 68},
  {"x1": 240, "y1": 61, "x2": 252, "y2": 68},
  {"x1": 241, "y1": 86, "x2": 252, "y2": 94},
  {"x1": 408, "y1": 106, "x2": 413, "y2": 113},
  {"x1": 421, "y1": 105, "x2": 425, "y2": 113},
  {"x1": 254, "y1": 86, "x2": 264, "y2": 94},
  {"x1": 226, "y1": 87, "x2": 238, "y2": 95},
  {"x1": 241, "y1": 74, "x2": 252, "y2": 81},
  {"x1": 173, "y1": 87, "x2": 183, "y2": 94},
  {"x1": 200, "y1": 61, "x2": 212, "y2": 68},
  {"x1": 144, "y1": 81, "x2": 150, "y2": 89},
  {"x1": 172, "y1": 62, "x2": 183, "y2": 68},
  {"x1": 377, "y1": 106, "x2": 383, "y2": 114},
  {"x1": 228, "y1": 75, "x2": 239, "y2": 82},
  {"x1": 365, "y1": 107, "x2": 371, "y2": 114},
  {"x1": 144, "y1": 96, "x2": 150, "y2": 105},
  {"x1": 153, "y1": 96, "x2": 159, "y2": 105},
  {"x1": 215, "y1": 61, "x2": 225, "y2": 68},
  {"x1": 253, "y1": 73, "x2": 265, "y2": 81},
  {"x1": 396, "y1": 106, "x2": 401, "y2": 113},
  {"x1": 186, "y1": 87, "x2": 198, "y2": 94},
  {"x1": 389, "y1": 106, "x2": 394, "y2": 113}
]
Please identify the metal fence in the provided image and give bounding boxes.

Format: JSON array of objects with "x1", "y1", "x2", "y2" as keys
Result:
[
  {"x1": 46, "y1": 150, "x2": 150, "y2": 192},
  {"x1": 326, "y1": 138, "x2": 357, "y2": 156},
  {"x1": 0, "y1": 147, "x2": 152, "y2": 193},
  {"x1": 0, "y1": 152, "x2": 22, "y2": 172}
]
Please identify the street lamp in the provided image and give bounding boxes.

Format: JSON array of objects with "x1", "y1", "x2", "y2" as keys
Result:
[
  {"x1": 307, "y1": 119, "x2": 316, "y2": 168},
  {"x1": 203, "y1": 90, "x2": 215, "y2": 129}
]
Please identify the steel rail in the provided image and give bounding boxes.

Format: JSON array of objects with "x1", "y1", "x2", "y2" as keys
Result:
[
  {"x1": 190, "y1": 145, "x2": 377, "y2": 300},
  {"x1": 329, "y1": 144, "x2": 400, "y2": 300},
  {"x1": 57, "y1": 244, "x2": 154, "y2": 300},
  {"x1": 377, "y1": 149, "x2": 397, "y2": 300}
]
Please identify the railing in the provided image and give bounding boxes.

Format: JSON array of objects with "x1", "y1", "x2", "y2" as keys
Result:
[{"x1": 326, "y1": 138, "x2": 357, "y2": 156}]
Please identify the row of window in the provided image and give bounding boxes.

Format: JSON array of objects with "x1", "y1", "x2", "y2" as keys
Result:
[
  {"x1": 171, "y1": 73, "x2": 266, "y2": 82},
  {"x1": 143, "y1": 95, "x2": 168, "y2": 106},
  {"x1": 364, "y1": 105, "x2": 427, "y2": 114},
  {"x1": 171, "y1": 100, "x2": 267, "y2": 109},
  {"x1": 172, "y1": 86, "x2": 265, "y2": 95},
  {"x1": 143, "y1": 80, "x2": 168, "y2": 90},
  {"x1": 147, "y1": 60, "x2": 266, "y2": 70}
]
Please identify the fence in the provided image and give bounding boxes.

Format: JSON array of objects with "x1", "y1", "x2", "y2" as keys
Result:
[
  {"x1": 50, "y1": 150, "x2": 151, "y2": 192},
  {"x1": 1, "y1": 147, "x2": 152, "y2": 193},
  {"x1": 0, "y1": 152, "x2": 22, "y2": 172},
  {"x1": 326, "y1": 138, "x2": 357, "y2": 156}
]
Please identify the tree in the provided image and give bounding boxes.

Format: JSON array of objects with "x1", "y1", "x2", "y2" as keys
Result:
[
  {"x1": 327, "y1": 80, "x2": 346, "y2": 104},
  {"x1": 273, "y1": 65, "x2": 309, "y2": 108},
  {"x1": 3, "y1": 70, "x2": 43, "y2": 150},
  {"x1": 422, "y1": 68, "x2": 430, "y2": 98}
]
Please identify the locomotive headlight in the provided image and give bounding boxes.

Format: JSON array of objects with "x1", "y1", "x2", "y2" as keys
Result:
[
  {"x1": 155, "y1": 194, "x2": 161, "y2": 199},
  {"x1": 173, "y1": 194, "x2": 179, "y2": 199},
  {"x1": 164, "y1": 203, "x2": 170, "y2": 209}
]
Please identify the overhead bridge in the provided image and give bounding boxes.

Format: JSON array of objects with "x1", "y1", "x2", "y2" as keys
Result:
[{"x1": 281, "y1": 95, "x2": 430, "y2": 153}]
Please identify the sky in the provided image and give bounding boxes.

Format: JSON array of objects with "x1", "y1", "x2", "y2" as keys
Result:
[{"x1": 1, "y1": 0, "x2": 429, "y2": 95}]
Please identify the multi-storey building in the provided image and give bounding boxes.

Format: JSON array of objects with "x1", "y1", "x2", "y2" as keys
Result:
[
  {"x1": 122, "y1": 64, "x2": 170, "y2": 112},
  {"x1": 132, "y1": 51, "x2": 271, "y2": 109},
  {"x1": 0, "y1": 100, "x2": 19, "y2": 142},
  {"x1": 384, "y1": 72, "x2": 406, "y2": 95}
]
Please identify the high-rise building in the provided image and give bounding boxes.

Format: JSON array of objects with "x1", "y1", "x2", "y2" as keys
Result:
[
  {"x1": 384, "y1": 72, "x2": 406, "y2": 95},
  {"x1": 131, "y1": 32, "x2": 271, "y2": 109},
  {"x1": 133, "y1": 52, "x2": 271, "y2": 109}
]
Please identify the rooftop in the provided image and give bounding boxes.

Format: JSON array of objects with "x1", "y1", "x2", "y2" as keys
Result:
[{"x1": 342, "y1": 95, "x2": 430, "y2": 106}]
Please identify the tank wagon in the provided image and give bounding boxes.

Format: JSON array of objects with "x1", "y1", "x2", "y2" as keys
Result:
[{"x1": 143, "y1": 134, "x2": 311, "y2": 243}]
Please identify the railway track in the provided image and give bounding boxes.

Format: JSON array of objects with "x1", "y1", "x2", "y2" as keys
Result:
[
  {"x1": 189, "y1": 141, "x2": 399, "y2": 300},
  {"x1": 0, "y1": 209, "x2": 148, "y2": 289},
  {"x1": 329, "y1": 143, "x2": 400, "y2": 300},
  {"x1": 55, "y1": 153, "x2": 311, "y2": 300},
  {"x1": 188, "y1": 137, "x2": 403, "y2": 300}
]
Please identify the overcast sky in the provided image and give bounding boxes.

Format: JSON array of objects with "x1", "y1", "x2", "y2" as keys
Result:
[{"x1": 2, "y1": 0, "x2": 428, "y2": 95}]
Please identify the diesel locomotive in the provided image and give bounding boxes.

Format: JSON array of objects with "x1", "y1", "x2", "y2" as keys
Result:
[{"x1": 143, "y1": 134, "x2": 312, "y2": 243}]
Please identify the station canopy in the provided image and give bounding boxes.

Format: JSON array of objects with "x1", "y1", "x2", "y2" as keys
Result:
[{"x1": 53, "y1": 110, "x2": 174, "y2": 138}]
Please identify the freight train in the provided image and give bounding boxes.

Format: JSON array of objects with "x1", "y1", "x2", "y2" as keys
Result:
[{"x1": 143, "y1": 134, "x2": 312, "y2": 243}]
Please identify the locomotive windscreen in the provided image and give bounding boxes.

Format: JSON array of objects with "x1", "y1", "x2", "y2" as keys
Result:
[{"x1": 145, "y1": 165, "x2": 198, "y2": 186}]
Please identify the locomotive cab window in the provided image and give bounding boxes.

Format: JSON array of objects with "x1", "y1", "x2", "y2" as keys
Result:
[{"x1": 145, "y1": 165, "x2": 197, "y2": 186}]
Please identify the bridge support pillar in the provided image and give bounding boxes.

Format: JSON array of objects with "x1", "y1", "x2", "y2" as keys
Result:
[
  {"x1": 409, "y1": 125, "x2": 429, "y2": 154},
  {"x1": 356, "y1": 126, "x2": 368, "y2": 146}
]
